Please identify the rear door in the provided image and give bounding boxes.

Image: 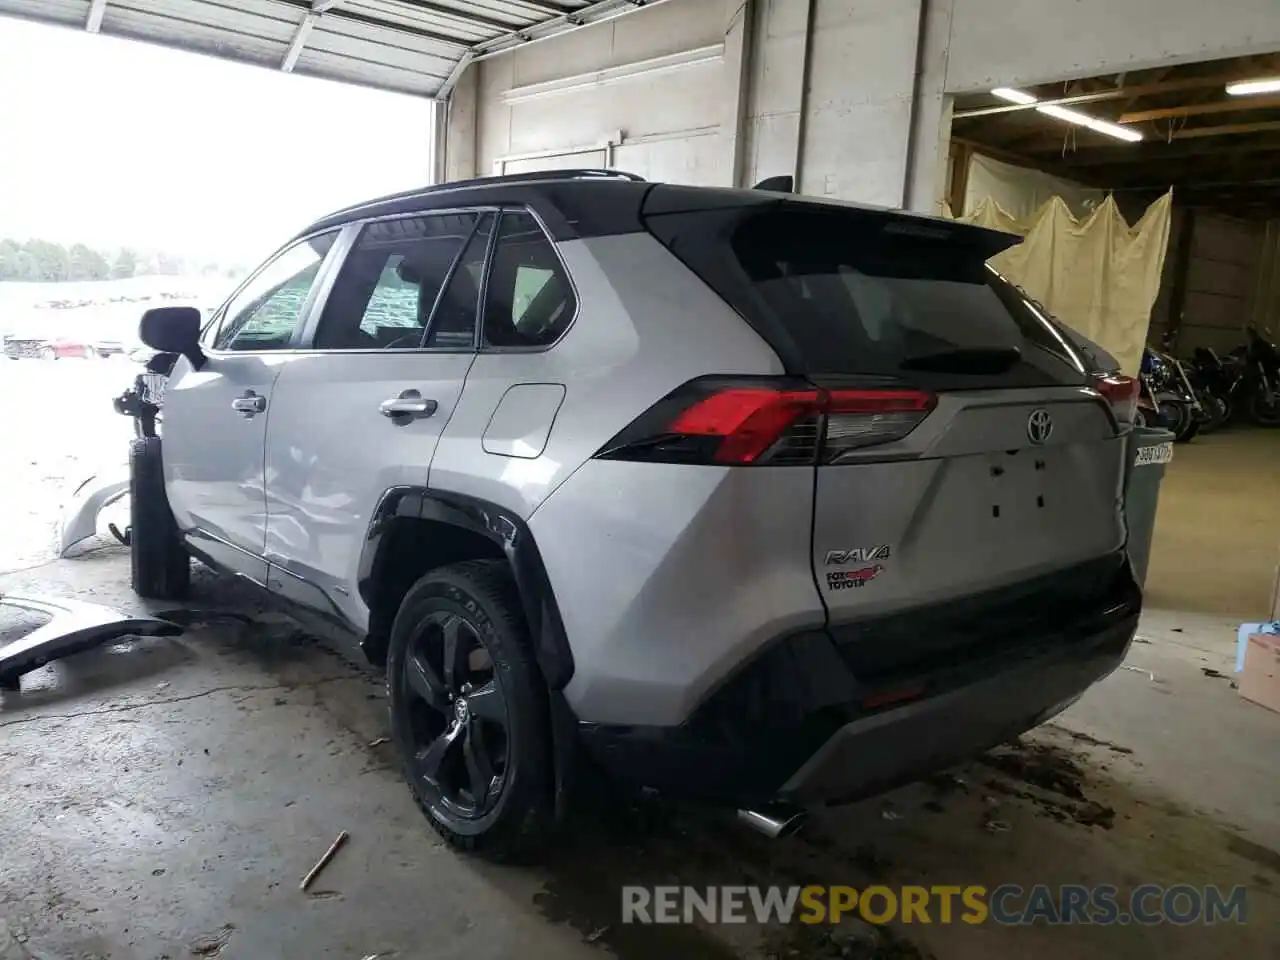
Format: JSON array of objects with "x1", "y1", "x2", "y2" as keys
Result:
[
  {"x1": 645, "y1": 198, "x2": 1129, "y2": 664},
  {"x1": 261, "y1": 211, "x2": 489, "y2": 629}
]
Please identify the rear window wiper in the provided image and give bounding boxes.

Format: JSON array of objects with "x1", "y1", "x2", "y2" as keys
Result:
[{"x1": 898, "y1": 346, "x2": 1021, "y2": 374}]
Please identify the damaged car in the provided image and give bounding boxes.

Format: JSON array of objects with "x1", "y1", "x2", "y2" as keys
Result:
[{"x1": 114, "y1": 170, "x2": 1143, "y2": 861}]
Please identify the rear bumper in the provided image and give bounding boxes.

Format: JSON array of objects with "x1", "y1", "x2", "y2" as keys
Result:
[{"x1": 577, "y1": 558, "x2": 1140, "y2": 806}]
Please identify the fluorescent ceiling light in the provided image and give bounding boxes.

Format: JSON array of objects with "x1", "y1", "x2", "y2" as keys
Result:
[
  {"x1": 990, "y1": 87, "x2": 1143, "y2": 142},
  {"x1": 1226, "y1": 77, "x2": 1280, "y2": 96},
  {"x1": 1038, "y1": 104, "x2": 1143, "y2": 142},
  {"x1": 991, "y1": 87, "x2": 1037, "y2": 105}
]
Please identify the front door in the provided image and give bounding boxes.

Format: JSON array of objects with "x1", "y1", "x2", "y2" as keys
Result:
[
  {"x1": 162, "y1": 231, "x2": 339, "y2": 582},
  {"x1": 262, "y1": 211, "x2": 490, "y2": 628}
]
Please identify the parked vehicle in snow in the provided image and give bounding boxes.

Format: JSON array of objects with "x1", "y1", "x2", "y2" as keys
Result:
[
  {"x1": 119, "y1": 170, "x2": 1143, "y2": 860},
  {"x1": 3, "y1": 335, "x2": 95, "y2": 359}
]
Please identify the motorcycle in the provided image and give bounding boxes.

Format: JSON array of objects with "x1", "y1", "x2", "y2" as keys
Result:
[
  {"x1": 1229, "y1": 326, "x2": 1280, "y2": 427},
  {"x1": 1137, "y1": 344, "x2": 1203, "y2": 442},
  {"x1": 1183, "y1": 346, "x2": 1236, "y2": 433}
]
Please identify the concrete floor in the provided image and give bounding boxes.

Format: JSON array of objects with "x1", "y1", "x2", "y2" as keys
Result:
[
  {"x1": 1, "y1": 363, "x2": 1278, "y2": 959},
  {"x1": 1144, "y1": 427, "x2": 1280, "y2": 618},
  {"x1": 2, "y1": 557, "x2": 1277, "y2": 959}
]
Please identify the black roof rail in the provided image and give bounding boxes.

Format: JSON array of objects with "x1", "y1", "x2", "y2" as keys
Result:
[
  {"x1": 316, "y1": 169, "x2": 647, "y2": 224},
  {"x1": 443, "y1": 169, "x2": 647, "y2": 188}
]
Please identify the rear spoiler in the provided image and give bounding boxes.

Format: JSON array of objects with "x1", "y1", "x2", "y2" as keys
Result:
[
  {"x1": 753, "y1": 176, "x2": 794, "y2": 193},
  {"x1": 653, "y1": 181, "x2": 1020, "y2": 260}
]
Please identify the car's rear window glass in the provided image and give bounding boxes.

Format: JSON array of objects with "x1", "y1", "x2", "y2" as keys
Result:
[{"x1": 649, "y1": 204, "x2": 1087, "y2": 389}]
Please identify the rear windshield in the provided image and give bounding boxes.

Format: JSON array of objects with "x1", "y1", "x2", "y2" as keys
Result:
[{"x1": 646, "y1": 204, "x2": 1088, "y2": 389}]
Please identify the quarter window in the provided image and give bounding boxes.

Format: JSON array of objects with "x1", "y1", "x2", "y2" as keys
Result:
[
  {"x1": 215, "y1": 232, "x2": 337, "y2": 351},
  {"x1": 483, "y1": 212, "x2": 575, "y2": 348}
]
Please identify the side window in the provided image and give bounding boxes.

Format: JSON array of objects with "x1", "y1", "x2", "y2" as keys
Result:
[
  {"x1": 483, "y1": 212, "x2": 576, "y2": 349},
  {"x1": 311, "y1": 212, "x2": 478, "y2": 351},
  {"x1": 215, "y1": 232, "x2": 337, "y2": 351}
]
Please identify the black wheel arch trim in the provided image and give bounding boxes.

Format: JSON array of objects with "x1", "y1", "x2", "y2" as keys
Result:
[{"x1": 358, "y1": 486, "x2": 575, "y2": 691}]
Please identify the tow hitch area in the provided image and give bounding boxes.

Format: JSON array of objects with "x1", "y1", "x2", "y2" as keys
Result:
[{"x1": 0, "y1": 593, "x2": 182, "y2": 691}]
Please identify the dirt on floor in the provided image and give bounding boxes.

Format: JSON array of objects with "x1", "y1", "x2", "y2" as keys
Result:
[{"x1": 1, "y1": 360, "x2": 1278, "y2": 960}]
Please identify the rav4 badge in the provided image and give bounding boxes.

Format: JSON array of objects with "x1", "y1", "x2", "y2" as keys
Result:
[{"x1": 825, "y1": 545, "x2": 891, "y2": 565}]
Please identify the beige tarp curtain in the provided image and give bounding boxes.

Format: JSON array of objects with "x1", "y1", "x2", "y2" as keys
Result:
[
  {"x1": 956, "y1": 192, "x2": 1173, "y2": 375},
  {"x1": 964, "y1": 152, "x2": 1106, "y2": 221}
]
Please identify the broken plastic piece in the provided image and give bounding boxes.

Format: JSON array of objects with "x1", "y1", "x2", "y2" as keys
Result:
[
  {"x1": 0, "y1": 593, "x2": 182, "y2": 689},
  {"x1": 59, "y1": 471, "x2": 130, "y2": 556}
]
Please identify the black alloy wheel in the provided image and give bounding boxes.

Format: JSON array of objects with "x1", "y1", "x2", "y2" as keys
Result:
[
  {"x1": 401, "y1": 610, "x2": 510, "y2": 820},
  {"x1": 386, "y1": 561, "x2": 553, "y2": 861}
]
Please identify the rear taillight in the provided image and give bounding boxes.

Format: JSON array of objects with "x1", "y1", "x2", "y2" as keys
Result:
[
  {"x1": 595, "y1": 378, "x2": 936, "y2": 465},
  {"x1": 1093, "y1": 374, "x2": 1139, "y2": 424}
]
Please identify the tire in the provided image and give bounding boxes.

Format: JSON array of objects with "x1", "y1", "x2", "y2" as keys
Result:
[
  {"x1": 40, "y1": 346, "x2": 56, "y2": 360},
  {"x1": 129, "y1": 437, "x2": 190, "y2": 600},
  {"x1": 1157, "y1": 397, "x2": 1190, "y2": 438},
  {"x1": 1200, "y1": 396, "x2": 1228, "y2": 434},
  {"x1": 386, "y1": 560, "x2": 553, "y2": 862},
  {"x1": 1175, "y1": 418, "x2": 1200, "y2": 443},
  {"x1": 1248, "y1": 391, "x2": 1280, "y2": 427}
]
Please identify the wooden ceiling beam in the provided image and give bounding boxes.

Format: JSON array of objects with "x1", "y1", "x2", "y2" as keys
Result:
[
  {"x1": 1171, "y1": 119, "x2": 1280, "y2": 140},
  {"x1": 953, "y1": 73, "x2": 1269, "y2": 120},
  {"x1": 1042, "y1": 137, "x2": 1280, "y2": 168},
  {"x1": 948, "y1": 137, "x2": 1104, "y2": 186},
  {"x1": 1119, "y1": 94, "x2": 1280, "y2": 123}
]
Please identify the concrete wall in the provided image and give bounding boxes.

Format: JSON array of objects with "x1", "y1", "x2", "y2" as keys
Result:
[
  {"x1": 446, "y1": 0, "x2": 1280, "y2": 215},
  {"x1": 944, "y1": 0, "x2": 1280, "y2": 93},
  {"x1": 746, "y1": 0, "x2": 931, "y2": 208},
  {"x1": 463, "y1": 0, "x2": 739, "y2": 186}
]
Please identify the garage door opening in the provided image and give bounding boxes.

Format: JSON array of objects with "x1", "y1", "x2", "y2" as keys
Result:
[{"x1": 949, "y1": 52, "x2": 1280, "y2": 620}]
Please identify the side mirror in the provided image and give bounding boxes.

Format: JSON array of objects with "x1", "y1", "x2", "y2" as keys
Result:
[{"x1": 139, "y1": 306, "x2": 204, "y2": 370}]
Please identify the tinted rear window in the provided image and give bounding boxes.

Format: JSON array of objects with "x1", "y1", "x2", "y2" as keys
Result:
[{"x1": 647, "y1": 204, "x2": 1087, "y2": 389}]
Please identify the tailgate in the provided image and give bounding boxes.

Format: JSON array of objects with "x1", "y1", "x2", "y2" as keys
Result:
[{"x1": 815, "y1": 388, "x2": 1127, "y2": 626}]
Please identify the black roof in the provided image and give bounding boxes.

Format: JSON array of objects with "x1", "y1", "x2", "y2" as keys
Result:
[
  {"x1": 297, "y1": 169, "x2": 1015, "y2": 249},
  {"x1": 299, "y1": 170, "x2": 655, "y2": 242}
]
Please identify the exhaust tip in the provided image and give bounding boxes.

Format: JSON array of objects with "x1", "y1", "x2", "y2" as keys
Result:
[{"x1": 737, "y1": 803, "x2": 808, "y2": 840}]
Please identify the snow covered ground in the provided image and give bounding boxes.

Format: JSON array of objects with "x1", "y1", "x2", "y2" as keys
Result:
[
  {"x1": 1, "y1": 275, "x2": 233, "y2": 344},
  {"x1": 0, "y1": 356, "x2": 138, "y2": 571}
]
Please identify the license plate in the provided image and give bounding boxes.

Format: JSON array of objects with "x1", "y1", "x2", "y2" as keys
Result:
[{"x1": 1134, "y1": 442, "x2": 1173, "y2": 466}]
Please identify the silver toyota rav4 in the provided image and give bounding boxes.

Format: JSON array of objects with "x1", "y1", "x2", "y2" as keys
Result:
[{"x1": 131, "y1": 170, "x2": 1143, "y2": 860}]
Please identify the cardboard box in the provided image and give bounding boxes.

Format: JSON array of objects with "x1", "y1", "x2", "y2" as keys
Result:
[{"x1": 1240, "y1": 634, "x2": 1280, "y2": 715}]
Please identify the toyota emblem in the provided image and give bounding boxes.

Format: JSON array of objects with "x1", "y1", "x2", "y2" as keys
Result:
[{"x1": 1027, "y1": 408, "x2": 1053, "y2": 445}]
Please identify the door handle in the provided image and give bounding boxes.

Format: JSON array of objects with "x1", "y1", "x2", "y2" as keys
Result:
[
  {"x1": 232, "y1": 391, "x2": 267, "y2": 417},
  {"x1": 380, "y1": 389, "x2": 438, "y2": 423}
]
